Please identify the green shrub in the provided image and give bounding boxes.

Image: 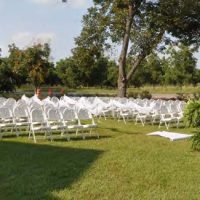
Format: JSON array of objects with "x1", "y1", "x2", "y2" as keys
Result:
[
  {"x1": 176, "y1": 92, "x2": 189, "y2": 101},
  {"x1": 192, "y1": 132, "x2": 200, "y2": 151},
  {"x1": 139, "y1": 90, "x2": 152, "y2": 99},
  {"x1": 184, "y1": 100, "x2": 200, "y2": 128},
  {"x1": 192, "y1": 91, "x2": 200, "y2": 100},
  {"x1": 184, "y1": 100, "x2": 200, "y2": 151}
]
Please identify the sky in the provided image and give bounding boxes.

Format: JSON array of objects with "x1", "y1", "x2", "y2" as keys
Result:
[
  {"x1": 0, "y1": 0, "x2": 94, "y2": 62},
  {"x1": 0, "y1": 0, "x2": 200, "y2": 66}
]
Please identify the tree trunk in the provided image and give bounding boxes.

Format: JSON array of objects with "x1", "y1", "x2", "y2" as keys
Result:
[
  {"x1": 118, "y1": 4, "x2": 135, "y2": 97},
  {"x1": 118, "y1": 78, "x2": 127, "y2": 97}
]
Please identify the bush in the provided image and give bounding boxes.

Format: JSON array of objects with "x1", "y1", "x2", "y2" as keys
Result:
[
  {"x1": 184, "y1": 100, "x2": 200, "y2": 151},
  {"x1": 192, "y1": 91, "x2": 200, "y2": 100},
  {"x1": 176, "y1": 92, "x2": 189, "y2": 101},
  {"x1": 139, "y1": 90, "x2": 152, "y2": 99},
  {"x1": 192, "y1": 132, "x2": 200, "y2": 151},
  {"x1": 184, "y1": 100, "x2": 200, "y2": 128}
]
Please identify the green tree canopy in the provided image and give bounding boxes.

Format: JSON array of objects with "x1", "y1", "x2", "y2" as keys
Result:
[
  {"x1": 163, "y1": 44, "x2": 198, "y2": 86},
  {"x1": 7, "y1": 43, "x2": 54, "y2": 88},
  {"x1": 81, "y1": 0, "x2": 200, "y2": 96}
]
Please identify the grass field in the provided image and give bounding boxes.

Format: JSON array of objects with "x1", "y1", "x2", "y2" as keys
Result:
[
  {"x1": 76, "y1": 85, "x2": 200, "y2": 95},
  {"x1": 14, "y1": 85, "x2": 200, "y2": 97},
  {"x1": 0, "y1": 119, "x2": 199, "y2": 200}
]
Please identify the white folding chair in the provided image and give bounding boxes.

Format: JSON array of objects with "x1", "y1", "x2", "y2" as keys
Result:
[
  {"x1": 0, "y1": 107, "x2": 15, "y2": 138},
  {"x1": 29, "y1": 108, "x2": 52, "y2": 143},
  {"x1": 47, "y1": 108, "x2": 70, "y2": 140},
  {"x1": 61, "y1": 108, "x2": 83, "y2": 138},
  {"x1": 77, "y1": 108, "x2": 98, "y2": 139},
  {"x1": 158, "y1": 105, "x2": 176, "y2": 129},
  {"x1": 13, "y1": 104, "x2": 30, "y2": 136}
]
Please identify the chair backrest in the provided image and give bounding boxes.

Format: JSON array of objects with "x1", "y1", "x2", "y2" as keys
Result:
[
  {"x1": 0, "y1": 97, "x2": 7, "y2": 106},
  {"x1": 4, "y1": 98, "x2": 16, "y2": 111},
  {"x1": 14, "y1": 105, "x2": 29, "y2": 119},
  {"x1": 0, "y1": 107, "x2": 13, "y2": 119},
  {"x1": 160, "y1": 105, "x2": 170, "y2": 115},
  {"x1": 17, "y1": 99, "x2": 27, "y2": 106},
  {"x1": 51, "y1": 96, "x2": 59, "y2": 104},
  {"x1": 44, "y1": 104, "x2": 55, "y2": 115},
  {"x1": 77, "y1": 108, "x2": 92, "y2": 120},
  {"x1": 169, "y1": 103, "x2": 179, "y2": 113},
  {"x1": 62, "y1": 108, "x2": 77, "y2": 121},
  {"x1": 47, "y1": 108, "x2": 61, "y2": 121},
  {"x1": 29, "y1": 102, "x2": 42, "y2": 112},
  {"x1": 30, "y1": 109, "x2": 46, "y2": 123},
  {"x1": 59, "y1": 105, "x2": 69, "y2": 114}
]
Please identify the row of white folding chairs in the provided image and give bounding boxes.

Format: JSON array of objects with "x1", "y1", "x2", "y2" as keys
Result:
[
  {"x1": 129, "y1": 104, "x2": 183, "y2": 129},
  {"x1": 55, "y1": 97, "x2": 186, "y2": 129},
  {"x1": 29, "y1": 106, "x2": 98, "y2": 143},
  {"x1": 21, "y1": 99, "x2": 98, "y2": 142},
  {"x1": 0, "y1": 96, "x2": 187, "y2": 136},
  {"x1": 106, "y1": 100, "x2": 185, "y2": 129},
  {"x1": 0, "y1": 103, "x2": 30, "y2": 139},
  {"x1": 30, "y1": 96, "x2": 186, "y2": 118},
  {"x1": 0, "y1": 101, "x2": 98, "y2": 142}
]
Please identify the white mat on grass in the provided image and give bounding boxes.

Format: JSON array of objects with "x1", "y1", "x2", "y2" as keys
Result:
[{"x1": 147, "y1": 131, "x2": 193, "y2": 141}]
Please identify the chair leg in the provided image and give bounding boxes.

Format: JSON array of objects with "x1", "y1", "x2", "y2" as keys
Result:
[
  {"x1": 135, "y1": 116, "x2": 138, "y2": 125},
  {"x1": 67, "y1": 132, "x2": 70, "y2": 141},
  {"x1": 141, "y1": 118, "x2": 145, "y2": 126},
  {"x1": 82, "y1": 130, "x2": 86, "y2": 140},
  {"x1": 0, "y1": 129, "x2": 2, "y2": 139},
  {"x1": 76, "y1": 129, "x2": 79, "y2": 137},
  {"x1": 28, "y1": 129, "x2": 32, "y2": 139},
  {"x1": 165, "y1": 121, "x2": 169, "y2": 130},
  {"x1": 96, "y1": 129, "x2": 99, "y2": 139},
  {"x1": 32, "y1": 130, "x2": 37, "y2": 143},
  {"x1": 47, "y1": 130, "x2": 53, "y2": 142},
  {"x1": 15, "y1": 126, "x2": 19, "y2": 137},
  {"x1": 44, "y1": 130, "x2": 47, "y2": 139},
  {"x1": 123, "y1": 116, "x2": 126, "y2": 124},
  {"x1": 64, "y1": 129, "x2": 70, "y2": 141},
  {"x1": 61, "y1": 129, "x2": 64, "y2": 137},
  {"x1": 177, "y1": 119, "x2": 180, "y2": 128},
  {"x1": 90, "y1": 129, "x2": 92, "y2": 136},
  {"x1": 159, "y1": 121, "x2": 162, "y2": 128}
]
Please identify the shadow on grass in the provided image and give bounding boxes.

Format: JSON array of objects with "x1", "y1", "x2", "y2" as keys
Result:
[
  {"x1": 102, "y1": 127, "x2": 144, "y2": 135},
  {"x1": 0, "y1": 141, "x2": 103, "y2": 200},
  {"x1": 53, "y1": 135, "x2": 112, "y2": 142}
]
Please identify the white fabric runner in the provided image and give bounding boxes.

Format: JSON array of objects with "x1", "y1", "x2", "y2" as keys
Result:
[{"x1": 147, "y1": 131, "x2": 193, "y2": 141}]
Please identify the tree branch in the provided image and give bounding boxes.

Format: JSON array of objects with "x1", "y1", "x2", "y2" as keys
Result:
[{"x1": 127, "y1": 54, "x2": 145, "y2": 82}]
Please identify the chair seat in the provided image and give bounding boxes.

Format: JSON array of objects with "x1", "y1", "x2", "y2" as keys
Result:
[
  {"x1": 32, "y1": 126, "x2": 51, "y2": 131},
  {"x1": 120, "y1": 112, "x2": 131, "y2": 116},
  {"x1": 68, "y1": 125, "x2": 83, "y2": 129},
  {"x1": 0, "y1": 123, "x2": 15, "y2": 127},
  {"x1": 16, "y1": 122, "x2": 30, "y2": 126},
  {"x1": 17, "y1": 118, "x2": 28, "y2": 122},
  {"x1": 51, "y1": 125, "x2": 66, "y2": 130},
  {"x1": 161, "y1": 118, "x2": 173, "y2": 122},
  {"x1": 82, "y1": 124, "x2": 97, "y2": 129}
]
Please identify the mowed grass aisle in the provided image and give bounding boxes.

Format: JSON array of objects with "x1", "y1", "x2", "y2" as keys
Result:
[{"x1": 0, "y1": 119, "x2": 200, "y2": 200}]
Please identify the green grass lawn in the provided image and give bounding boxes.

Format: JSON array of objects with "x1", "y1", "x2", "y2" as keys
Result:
[
  {"x1": 14, "y1": 85, "x2": 200, "y2": 98},
  {"x1": 0, "y1": 119, "x2": 200, "y2": 200},
  {"x1": 76, "y1": 85, "x2": 200, "y2": 95}
]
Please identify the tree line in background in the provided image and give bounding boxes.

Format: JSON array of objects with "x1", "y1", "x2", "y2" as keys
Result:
[{"x1": 0, "y1": 41, "x2": 199, "y2": 92}]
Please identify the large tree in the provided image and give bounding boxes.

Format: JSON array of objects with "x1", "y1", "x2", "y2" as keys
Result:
[
  {"x1": 87, "y1": 0, "x2": 200, "y2": 97},
  {"x1": 8, "y1": 43, "x2": 54, "y2": 89}
]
